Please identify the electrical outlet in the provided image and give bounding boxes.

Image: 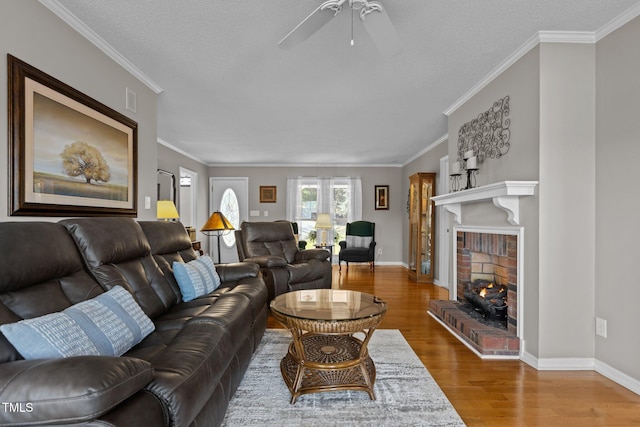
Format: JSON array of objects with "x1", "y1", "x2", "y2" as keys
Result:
[
  {"x1": 377, "y1": 248, "x2": 382, "y2": 255},
  {"x1": 596, "y1": 317, "x2": 607, "y2": 338}
]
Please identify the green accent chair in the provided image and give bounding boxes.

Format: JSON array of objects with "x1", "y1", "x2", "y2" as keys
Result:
[{"x1": 338, "y1": 221, "x2": 376, "y2": 271}]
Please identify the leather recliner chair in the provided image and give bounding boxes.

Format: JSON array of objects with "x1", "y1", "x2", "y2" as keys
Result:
[{"x1": 235, "y1": 221, "x2": 332, "y2": 300}]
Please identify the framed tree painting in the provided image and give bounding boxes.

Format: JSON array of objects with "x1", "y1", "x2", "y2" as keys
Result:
[{"x1": 8, "y1": 54, "x2": 138, "y2": 216}]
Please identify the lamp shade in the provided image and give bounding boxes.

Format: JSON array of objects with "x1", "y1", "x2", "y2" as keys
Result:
[
  {"x1": 157, "y1": 200, "x2": 179, "y2": 221},
  {"x1": 315, "y1": 213, "x2": 332, "y2": 229},
  {"x1": 201, "y1": 211, "x2": 234, "y2": 233}
]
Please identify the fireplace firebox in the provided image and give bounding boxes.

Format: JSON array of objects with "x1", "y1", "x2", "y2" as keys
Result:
[{"x1": 464, "y1": 279, "x2": 508, "y2": 323}]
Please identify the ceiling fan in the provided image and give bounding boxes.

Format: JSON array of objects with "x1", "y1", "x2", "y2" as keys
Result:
[{"x1": 278, "y1": 0, "x2": 402, "y2": 57}]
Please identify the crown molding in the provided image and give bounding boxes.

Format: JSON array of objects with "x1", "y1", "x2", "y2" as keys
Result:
[
  {"x1": 403, "y1": 134, "x2": 448, "y2": 166},
  {"x1": 538, "y1": 30, "x2": 596, "y2": 43},
  {"x1": 39, "y1": 0, "x2": 163, "y2": 94},
  {"x1": 444, "y1": 31, "x2": 595, "y2": 117},
  {"x1": 207, "y1": 162, "x2": 405, "y2": 168},
  {"x1": 444, "y1": 3, "x2": 640, "y2": 117},
  {"x1": 157, "y1": 139, "x2": 208, "y2": 165},
  {"x1": 596, "y1": 1, "x2": 640, "y2": 41}
]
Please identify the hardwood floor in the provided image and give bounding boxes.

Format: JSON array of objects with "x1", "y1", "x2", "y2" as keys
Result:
[{"x1": 267, "y1": 266, "x2": 640, "y2": 426}]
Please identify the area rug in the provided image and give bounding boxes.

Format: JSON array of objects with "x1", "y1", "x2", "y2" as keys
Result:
[{"x1": 221, "y1": 329, "x2": 466, "y2": 427}]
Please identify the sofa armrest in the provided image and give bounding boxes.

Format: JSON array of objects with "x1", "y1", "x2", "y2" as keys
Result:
[
  {"x1": 244, "y1": 255, "x2": 288, "y2": 268},
  {"x1": 339, "y1": 240, "x2": 347, "y2": 249},
  {"x1": 0, "y1": 356, "x2": 153, "y2": 425},
  {"x1": 297, "y1": 248, "x2": 330, "y2": 262},
  {"x1": 216, "y1": 262, "x2": 260, "y2": 282}
]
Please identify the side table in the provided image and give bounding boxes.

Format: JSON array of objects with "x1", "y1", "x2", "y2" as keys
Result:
[{"x1": 314, "y1": 244, "x2": 333, "y2": 253}]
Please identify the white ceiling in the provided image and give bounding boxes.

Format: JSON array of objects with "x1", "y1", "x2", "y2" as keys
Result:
[{"x1": 51, "y1": 0, "x2": 639, "y2": 166}]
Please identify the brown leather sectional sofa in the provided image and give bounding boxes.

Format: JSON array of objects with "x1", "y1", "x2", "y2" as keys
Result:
[{"x1": 0, "y1": 218, "x2": 268, "y2": 427}]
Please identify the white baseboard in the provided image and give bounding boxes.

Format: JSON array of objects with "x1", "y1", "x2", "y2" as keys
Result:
[
  {"x1": 537, "y1": 357, "x2": 595, "y2": 370},
  {"x1": 595, "y1": 359, "x2": 640, "y2": 395},
  {"x1": 521, "y1": 350, "x2": 640, "y2": 396}
]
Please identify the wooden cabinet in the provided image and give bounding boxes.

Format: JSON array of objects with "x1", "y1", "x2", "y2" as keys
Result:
[{"x1": 408, "y1": 173, "x2": 436, "y2": 283}]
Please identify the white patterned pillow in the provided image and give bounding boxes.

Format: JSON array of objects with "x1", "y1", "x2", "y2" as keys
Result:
[
  {"x1": 173, "y1": 255, "x2": 221, "y2": 302},
  {"x1": 0, "y1": 286, "x2": 154, "y2": 359},
  {"x1": 346, "y1": 235, "x2": 373, "y2": 248}
]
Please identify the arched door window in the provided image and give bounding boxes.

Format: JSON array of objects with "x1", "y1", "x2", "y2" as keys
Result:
[{"x1": 220, "y1": 188, "x2": 239, "y2": 247}]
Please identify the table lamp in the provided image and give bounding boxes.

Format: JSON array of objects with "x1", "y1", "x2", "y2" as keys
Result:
[
  {"x1": 315, "y1": 213, "x2": 332, "y2": 246},
  {"x1": 157, "y1": 200, "x2": 179, "y2": 221}
]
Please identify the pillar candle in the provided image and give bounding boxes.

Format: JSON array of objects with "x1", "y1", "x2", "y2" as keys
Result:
[
  {"x1": 451, "y1": 161, "x2": 461, "y2": 174},
  {"x1": 466, "y1": 156, "x2": 477, "y2": 169}
]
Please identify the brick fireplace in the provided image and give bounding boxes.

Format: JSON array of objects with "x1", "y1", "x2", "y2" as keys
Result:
[
  {"x1": 429, "y1": 228, "x2": 521, "y2": 358},
  {"x1": 429, "y1": 181, "x2": 536, "y2": 358}
]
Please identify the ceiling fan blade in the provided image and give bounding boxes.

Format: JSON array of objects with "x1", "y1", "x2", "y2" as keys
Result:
[
  {"x1": 278, "y1": 3, "x2": 340, "y2": 50},
  {"x1": 361, "y1": 2, "x2": 403, "y2": 57}
]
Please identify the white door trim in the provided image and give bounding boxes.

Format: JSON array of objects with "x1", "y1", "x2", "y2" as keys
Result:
[{"x1": 437, "y1": 155, "x2": 450, "y2": 291}]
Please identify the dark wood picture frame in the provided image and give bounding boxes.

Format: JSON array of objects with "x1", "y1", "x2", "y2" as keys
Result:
[
  {"x1": 375, "y1": 185, "x2": 389, "y2": 210},
  {"x1": 8, "y1": 54, "x2": 138, "y2": 216},
  {"x1": 259, "y1": 186, "x2": 277, "y2": 203}
]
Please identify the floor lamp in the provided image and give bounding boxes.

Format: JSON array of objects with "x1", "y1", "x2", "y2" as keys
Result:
[{"x1": 201, "y1": 211, "x2": 234, "y2": 264}]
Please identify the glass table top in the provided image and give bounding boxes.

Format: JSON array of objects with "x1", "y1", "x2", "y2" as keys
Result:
[{"x1": 270, "y1": 289, "x2": 386, "y2": 322}]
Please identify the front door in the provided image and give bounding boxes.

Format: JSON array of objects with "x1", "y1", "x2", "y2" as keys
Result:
[{"x1": 209, "y1": 177, "x2": 248, "y2": 263}]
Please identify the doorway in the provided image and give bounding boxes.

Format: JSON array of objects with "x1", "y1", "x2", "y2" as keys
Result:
[
  {"x1": 209, "y1": 177, "x2": 249, "y2": 263},
  {"x1": 178, "y1": 167, "x2": 198, "y2": 229}
]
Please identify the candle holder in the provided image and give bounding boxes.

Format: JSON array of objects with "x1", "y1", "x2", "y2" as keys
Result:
[
  {"x1": 449, "y1": 173, "x2": 462, "y2": 192},
  {"x1": 463, "y1": 168, "x2": 478, "y2": 190}
]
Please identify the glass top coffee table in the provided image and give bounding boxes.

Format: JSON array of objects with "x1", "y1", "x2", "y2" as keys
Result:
[{"x1": 270, "y1": 289, "x2": 387, "y2": 403}]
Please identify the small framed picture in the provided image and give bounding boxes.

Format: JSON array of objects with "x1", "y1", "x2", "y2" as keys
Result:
[
  {"x1": 259, "y1": 186, "x2": 277, "y2": 203},
  {"x1": 375, "y1": 185, "x2": 389, "y2": 210}
]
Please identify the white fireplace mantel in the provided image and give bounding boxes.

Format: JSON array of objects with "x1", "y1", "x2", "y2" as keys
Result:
[{"x1": 431, "y1": 181, "x2": 538, "y2": 225}]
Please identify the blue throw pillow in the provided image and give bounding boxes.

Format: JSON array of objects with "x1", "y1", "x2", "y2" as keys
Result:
[
  {"x1": 173, "y1": 255, "x2": 221, "y2": 302},
  {"x1": 0, "y1": 286, "x2": 154, "y2": 359}
]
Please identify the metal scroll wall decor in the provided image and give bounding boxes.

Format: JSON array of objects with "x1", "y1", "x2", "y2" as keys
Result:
[
  {"x1": 457, "y1": 95, "x2": 511, "y2": 163},
  {"x1": 451, "y1": 95, "x2": 511, "y2": 191}
]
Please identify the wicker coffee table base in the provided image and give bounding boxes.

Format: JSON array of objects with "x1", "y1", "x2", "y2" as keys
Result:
[
  {"x1": 271, "y1": 311, "x2": 385, "y2": 404},
  {"x1": 280, "y1": 333, "x2": 377, "y2": 403}
]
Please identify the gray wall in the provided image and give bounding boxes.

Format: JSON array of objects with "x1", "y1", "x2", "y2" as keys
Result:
[
  {"x1": 0, "y1": 1, "x2": 158, "y2": 221},
  {"x1": 595, "y1": 16, "x2": 640, "y2": 382},
  {"x1": 157, "y1": 144, "x2": 211, "y2": 251},
  {"x1": 208, "y1": 166, "x2": 404, "y2": 265},
  {"x1": 538, "y1": 43, "x2": 596, "y2": 359},
  {"x1": 447, "y1": 46, "x2": 542, "y2": 356}
]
